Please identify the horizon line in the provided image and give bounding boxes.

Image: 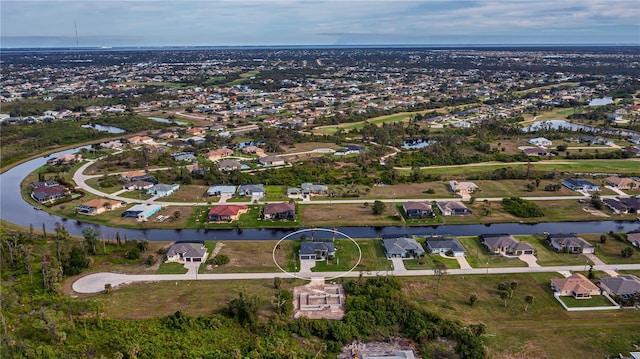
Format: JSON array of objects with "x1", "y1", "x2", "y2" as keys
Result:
[{"x1": 2, "y1": 43, "x2": 640, "y2": 50}]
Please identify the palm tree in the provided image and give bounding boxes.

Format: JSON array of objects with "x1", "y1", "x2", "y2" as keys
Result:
[
  {"x1": 500, "y1": 291, "x2": 509, "y2": 308},
  {"x1": 524, "y1": 295, "x2": 535, "y2": 312}
]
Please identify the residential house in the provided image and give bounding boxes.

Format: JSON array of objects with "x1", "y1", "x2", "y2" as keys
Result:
[
  {"x1": 206, "y1": 185, "x2": 237, "y2": 197},
  {"x1": 185, "y1": 136, "x2": 206, "y2": 145},
  {"x1": 301, "y1": 183, "x2": 328, "y2": 196},
  {"x1": 128, "y1": 135, "x2": 154, "y2": 145},
  {"x1": 402, "y1": 201, "x2": 434, "y2": 218},
  {"x1": 101, "y1": 141, "x2": 122, "y2": 150},
  {"x1": 123, "y1": 180, "x2": 155, "y2": 191},
  {"x1": 156, "y1": 132, "x2": 178, "y2": 140},
  {"x1": 172, "y1": 152, "x2": 197, "y2": 163},
  {"x1": 47, "y1": 153, "x2": 82, "y2": 165},
  {"x1": 603, "y1": 198, "x2": 628, "y2": 214},
  {"x1": 550, "y1": 273, "x2": 600, "y2": 299},
  {"x1": 528, "y1": 137, "x2": 552, "y2": 147},
  {"x1": 523, "y1": 147, "x2": 552, "y2": 157},
  {"x1": 237, "y1": 184, "x2": 265, "y2": 199},
  {"x1": 547, "y1": 233, "x2": 595, "y2": 254},
  {"x1": 334, "y1": 145, "x2": 365, "y2": 156},
  {"x1": 562, "y1": 178, "x2": 600, "y2": 192},
  {"x1": 259, "y1": 155, "x2": 285, "y2": 167},
  {"x1": 449, "y1": 181, "x2": 479, "y2": 194},
  {"x1": 426, "y1": 238, "x2": 466, "y2": 257},
  {"x1": 627, "y1": 232, "x2": 640, "y2": 248},
  {"x1": 121, "y1": 204, "x2": 161, "y2": 221},
  {"x1": 299, "y1": 241, "x2": 335, "y2": 260},
  {"x1": 147, "y1": 183, "x2": 180, "y2": 198},
  {"x1": 241, "y1": 145, "x2": 265, "y2": 157},
  {"x1": 31, "y1": 183, "x2": 69, "y2": 203},
  {"x1": 382, "y1": 237, "x2": 425, "y2": 259},
  {"x1": 264, "y1": 202, "x2": 295, "y2": 220},
  {"x1": 206, "y1": 148, "x2": 234, "y2": 161},
  {"x1": 599, "y1": 275, "x2": 640, "y2": 300},
  {"x1": 480, "y1": 234, "x2": 535, "y2": 255},
  {"x1": 166, "y1": 242, "x2": 208, "y2": 262},
  {"x1": 186, "y1": 127, "x2": 206, "y2": 136},
  {"x1": 605, "y1": 176, "x2": 639, "y2": 190},
  {"x1": 620, "y1": 197, "x2": 640, "y2": 214},
  {"x1": 120, "y1": 171, "x2": 156, "y2": 183},
  {"x1": 579, "y1": 136, "x2": 614, "y2": 145},
  {"x1": 437, "y1": 201, "x2": 472, "y2": 216},
  {"x1": 207, "y1": 205, "x2": 248, "y2": 222},
  {"x1": 218, "y1": 159, "x2": 242, "y2": 172},
  {"x1": 75, "y1": 198, "x2": 123, "y2": 215}
]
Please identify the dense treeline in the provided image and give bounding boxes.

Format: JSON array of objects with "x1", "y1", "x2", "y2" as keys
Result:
[{"x1": 502, "y1": 197, "x2": 545, "y2": 218}]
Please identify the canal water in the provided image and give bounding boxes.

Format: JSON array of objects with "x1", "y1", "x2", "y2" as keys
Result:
[{"x1": 2, "y1": 146, "x2": 639, "y2": 241}]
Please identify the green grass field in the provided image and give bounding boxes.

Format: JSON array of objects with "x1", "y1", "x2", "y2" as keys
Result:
[
  {"x1": 156, "y1": 261, "x2": 189, "y2": 274},
  {"x1": 557, "y1": 295, "x2": 617, "y2": 308}
]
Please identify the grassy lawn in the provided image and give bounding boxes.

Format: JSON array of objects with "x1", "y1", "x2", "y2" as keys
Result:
[
  {"x1": 514, "y1": 235, "x2": 589, "y2": 266},
  {"x1": 264, "y1": 185, "x2": 288, "y2": 201},
  {"x1": 300, "y1": 203, "x2": 403, "y2": 227},
  {"x1": 557, "y1": 295, "x2": 617, "y2": 308},
  {"x1": 85, "y1": 177, "x2": 123, "y2": 194},
  {"x1": 118, "y1": 190, "x2": 153, "y2": 200},
  {"x1": 406, "y1": 159, "x2": 640, "y2": 177},
  {"x1": 186, "y1": 205, "x2": 299, "y2": 230},
  {"x1": 202, "y1": 240, "x2": 295, "y2": 273},
  {"x1": 161, "y1": 185, "x2": 208, "y2": 202},
  {"x1": 156, "y1": 261, "x2": 188, "y2": 274},
  {"x1": 364, "y1": 182, "x2": 456, "y2": 199},
  {"x1": 92, "y1": 278, "x2": 304, "y2": 320},
  {"x1": 404, "y1": 255, "x2": 460, "y2": 270},
  {"x1": 400, "y1": 272, "x2": 640, "y2": 359},
  {"x1": 312, "y1": 238, "x2": 362, "y2": 272},
  {"x1": 456, "y1": 236, "x2": 528, "y2": 268},
  {"x1": 474, "y1": 179, "x2": 579, "y2": 198},
  {"x1": 396, "y1": 204, "x2": 444, "y2": 226},
  {"x1": 581, "y1": 233, "x2": 640, "y2": 265}
]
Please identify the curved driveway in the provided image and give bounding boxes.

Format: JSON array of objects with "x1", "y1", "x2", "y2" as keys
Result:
[{"x1": 72, "y1": 263, "x2": 640, "y2": 294}]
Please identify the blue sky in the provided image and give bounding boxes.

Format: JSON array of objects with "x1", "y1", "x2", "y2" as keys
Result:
[{"x1": 2, "y1": 0, "x2": 639, "y2": 47}]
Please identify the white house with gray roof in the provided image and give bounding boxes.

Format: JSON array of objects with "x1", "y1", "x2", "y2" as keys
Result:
[
  {"x1": 382, "y1": 237, "x2": 425, "y2": 259},
  {"x1": 599, "y1": 275, "x2": 640, "y2": 300},
  {"x1": 480, "y1": 234, "x2": 535, "y2": 255},
  {"x1": 547, "y1": 233, "x2": 595, "y2": 254},
  {"x1": 166, "y1": 242, "x2": 208, "y2": 263},
  {"x1": 426, "y1": 238, "x2": 466, "y2": 257}
]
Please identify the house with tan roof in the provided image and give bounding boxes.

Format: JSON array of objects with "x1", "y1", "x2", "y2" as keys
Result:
[
  {"x1": 449, "y1": 181, "x2": 479, "y2": 199},
  {"x1": 128, "y1": 135, "x2": 154, "y2": 145},
  {"x1": 206, "y1": 148, "x2": 234, "y2": 161},
  {"x1": 47, "y1": 153, "x2": 82, "y2": 165},
  {"x1": 550, "y1": 273, "x2": 600, "y2": 299},
  {"x1": 75, "y1": 198, "x2": 123, "y2": 215},
  {"x1": 264, "y1": 202, "x2": 295, "y2": 220},
  {"x1": 605, "y1": 176, "x2": 639, "y2": 190}
]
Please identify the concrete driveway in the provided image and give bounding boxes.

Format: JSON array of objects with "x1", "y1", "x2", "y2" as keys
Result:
[
  {"x1": 518, "y1": 254, "x2": 540, "y2": 267},
  {"x1": 299, "y1": 259, "x2": 317, "y2": 273},
  {"x1": 390, "y1": 257, "x2": 407, "y2": 272},
  {"x1": 584, "y1": 253, "x2": 618, "y2": 277},
  {"x1": 455, "y1": 256, "x2": 472, "y2": 269}
]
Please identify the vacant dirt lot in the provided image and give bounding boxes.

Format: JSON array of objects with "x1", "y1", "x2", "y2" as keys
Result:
[{"x1": 300, "y1": 203, "x2": 402, "y2": 227}]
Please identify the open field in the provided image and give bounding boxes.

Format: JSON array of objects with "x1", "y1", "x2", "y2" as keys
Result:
[
  {"x1": 85, "y1": 177, "x2": 122, "y2": 194},
  {"x1": 364, "y1": 182, "x2": 455, "y2": 199},
  {"x1": 203, "y1": 240, "x2": 295, "y2": 273},
  {"x1": 402, "y1": 159, "x2": 640, "y2": 177},
  {"x1": 162, "y1": 185, "x2": 209, "y2": 202},
  {"x1": 581, "y1": 233, "x2": 640, "y2": 265},
  {"x1": 300, "y1": 203, "x2": 403, "y2": 227},
  {"x1": 401, "y1": 272, "x2": 640, "y2": 358}
]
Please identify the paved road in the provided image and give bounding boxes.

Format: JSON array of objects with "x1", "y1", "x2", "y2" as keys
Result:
[{"x1": 72, "y1": 263, "x2": 640, "y2": 294}]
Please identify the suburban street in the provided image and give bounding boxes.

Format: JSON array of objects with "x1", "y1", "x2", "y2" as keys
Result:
[
  {"x1": 72, "y1": 159, "x2": 622, "y2": 207},
  {"x1": 72, "y1": 263, "x2": 640, "y2": 294}
]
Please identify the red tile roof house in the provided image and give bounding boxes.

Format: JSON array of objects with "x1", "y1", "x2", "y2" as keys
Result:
[
  {"x1": 207, "y1": 205, "x2": 248, "y2": 222},
  {"x1": 550, "y1": 273, "x2": 600, "y2": 299},
  {"x1": 263, "y1": 202, "x2": 295, "y2": 220}
]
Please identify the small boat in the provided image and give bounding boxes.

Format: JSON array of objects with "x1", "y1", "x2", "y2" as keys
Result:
[{"x1": 33, "y1": 206, "x2": 42, "y2": 210}]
